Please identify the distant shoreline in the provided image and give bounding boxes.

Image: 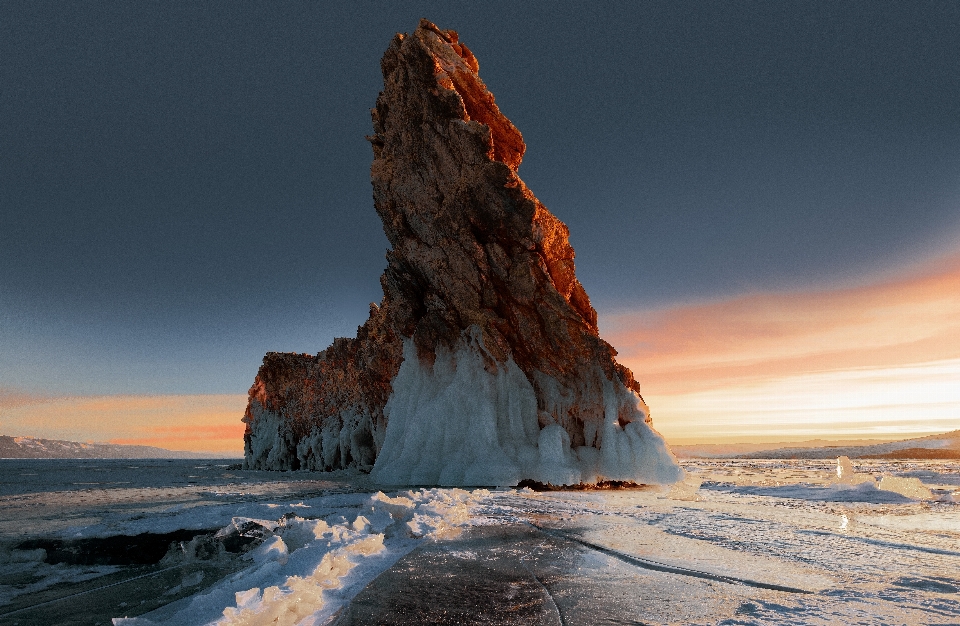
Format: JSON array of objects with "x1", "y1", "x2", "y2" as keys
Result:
[
  {"x1": 7, "y1": 430, "x2": 958, "y2": 463},
  {"x1": 0, "y1": 435, "x2": 241, "y2": 460},
  {"x1": 673, "y1": 429, "x2": 960, "y2": 460}
]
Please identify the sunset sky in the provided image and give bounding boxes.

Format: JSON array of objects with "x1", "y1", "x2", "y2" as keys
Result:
[
  {"x1": 605, "y1": 254, "x2": 960, "y2": 443},
  {"x1": 2, "y1": 2, "x2": 959, "y2": 453}
]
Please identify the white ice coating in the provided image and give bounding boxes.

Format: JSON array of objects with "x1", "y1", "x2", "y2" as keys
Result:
[
  {"x1": 370, "y1": 329, "x2": 683, "y2": 487},
  {"x1": 245, "y1": 405, "x2": 377, "y2": 471},
  {"x1": 245, "y1": 409, "x2": 294, "y2": 470}
]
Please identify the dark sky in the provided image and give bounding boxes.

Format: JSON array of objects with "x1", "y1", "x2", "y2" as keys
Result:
[{"x1": 3, "y1": 1, "x2": 959, "y2": 396}]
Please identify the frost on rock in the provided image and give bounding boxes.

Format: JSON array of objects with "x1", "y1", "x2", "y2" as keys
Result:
[
  {"x1": 241, "y1": 19, "x2": 682, "y2": 486},
  {"x1": 244, "y1": 400, "x2": 378, "y2": 472},
  {"x1": 371, "y1": 332, "x2": 539, "y2": 487}
]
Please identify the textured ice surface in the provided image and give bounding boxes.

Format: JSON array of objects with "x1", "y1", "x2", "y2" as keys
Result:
[
  {"x1": 2, "y1": 458, "x2": 959, "y2": 624},
  {"x1": 107, "y1": 488, "x2": 487, "y2": 625},
  {"x1": 370, "y1": 335, "x2": 682, "y2": 487}
]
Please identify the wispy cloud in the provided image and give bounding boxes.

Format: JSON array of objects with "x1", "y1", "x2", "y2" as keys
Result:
[
  {"x1": 109, "y1": 423, "x2": 245, "y2": 446},
  {"x1": 0, "y1": 388, "x2": 61, "y2": 409}
]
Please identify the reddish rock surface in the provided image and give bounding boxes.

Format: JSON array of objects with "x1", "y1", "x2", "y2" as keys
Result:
[{"x1": 244, "y1": 20, "x2": 676, "y2": 484}]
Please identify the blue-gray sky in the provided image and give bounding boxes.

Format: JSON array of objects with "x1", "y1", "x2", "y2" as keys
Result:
[{"x1": 3, "y1": 1, "x2": 960, "y2": 397}]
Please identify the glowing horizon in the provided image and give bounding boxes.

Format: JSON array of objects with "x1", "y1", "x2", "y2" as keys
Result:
[
  {"x1": 604, "y1": 253, "x2": 960, "y2": 443},
  {"x1": 3, "y1": 254, "x2": 959, "y2": 450},
  {"x1": 0, "y1": 393, "x2": 247, "y2": 454}
]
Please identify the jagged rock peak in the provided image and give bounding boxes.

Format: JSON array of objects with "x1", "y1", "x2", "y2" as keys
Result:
[
  {"x1": 371, "y1": 18, "x2": 603, "y2": 376},
  {"x1": 371, "y1": 18, "x2": 526, "y2": 172},
  {"x1": 242, "y1": 20, "x2": 681, "y2": 488}
]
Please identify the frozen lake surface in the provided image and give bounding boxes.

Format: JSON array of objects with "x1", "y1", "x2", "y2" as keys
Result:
[{"x1": 1, "y1": 458, "x2": 958, "y2": 625}]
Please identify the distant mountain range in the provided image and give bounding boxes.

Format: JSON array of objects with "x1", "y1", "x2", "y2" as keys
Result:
[
  {"x1": 674, "y1": 430, "x2": 960, "y2": 459},
  {"x1": 0, "y1": 435, "x2": 239, "y2": 459}
]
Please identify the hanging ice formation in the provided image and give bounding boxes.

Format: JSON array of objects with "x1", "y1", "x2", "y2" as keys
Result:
[{"x1": 242, "y1": 19, "x2": 682, "y2": 487}]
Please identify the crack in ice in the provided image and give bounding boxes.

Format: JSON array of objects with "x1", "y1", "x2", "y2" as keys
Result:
[{"x1": 528, "y1": 523, "x2": 815, "y2": 595}]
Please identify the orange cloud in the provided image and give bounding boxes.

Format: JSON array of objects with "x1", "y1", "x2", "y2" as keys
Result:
[
  {"x1": 604, "y1": 253, "x2": 960, "y2": 395},
  {"x1": 140, "y1": 423, "x2": 246, "y2": 437},
  {"x1": 601, "y1": 253, "x2": 960, "y2": 443},
  {"x1": 109, "y1": 423, "x2": 246, "y2": 447}
]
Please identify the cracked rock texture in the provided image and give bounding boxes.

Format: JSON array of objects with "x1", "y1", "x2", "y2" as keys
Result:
[{"x1": 243, "y1": 19, "x2": 674, "y2": 483}]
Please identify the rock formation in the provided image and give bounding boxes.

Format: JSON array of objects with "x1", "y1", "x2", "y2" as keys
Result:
[{"x1": 243, "y1": 19, "x2": 681, "y2": 486}]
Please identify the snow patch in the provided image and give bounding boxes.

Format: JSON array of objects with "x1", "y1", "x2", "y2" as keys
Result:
[
  {"x1": 831, "y1": 456, "x2": 934, "y2": 500},
  {"x1": 666, "y1": 472, "x2": 703, "y2": 501}
]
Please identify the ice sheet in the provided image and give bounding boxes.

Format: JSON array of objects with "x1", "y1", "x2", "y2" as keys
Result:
[{"x1": 2, "y1": 458, "x2": 958, "y2": 624}]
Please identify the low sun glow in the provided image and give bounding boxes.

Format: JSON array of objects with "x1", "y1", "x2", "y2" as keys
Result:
[
  {"x1": 604, "y1": 254, "x2": 960, "y2": 443},
  {"x1": 0, "y1": 394, "x2": 248, "y2": 454}
]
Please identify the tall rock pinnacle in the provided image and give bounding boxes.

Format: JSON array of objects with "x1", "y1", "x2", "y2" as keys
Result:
[{"x1": 243, "y1": 20, "x2": 681, "y2": 486}]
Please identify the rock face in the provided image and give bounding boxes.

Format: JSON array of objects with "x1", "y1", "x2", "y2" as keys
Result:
[{"x1": 243, "y1": 19, "x2": 681, "y2": 486}]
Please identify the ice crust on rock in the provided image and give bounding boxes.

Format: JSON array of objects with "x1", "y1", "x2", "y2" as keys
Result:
[
  {"x1": 371, "y1": 331, "x2": 681, "y2": 487},
  {"x1": 371, "y1": 332, "x2": 540, "y2": 487},
  {"x1": 245, "y1": 402, "x2": 377, "y2": 473},
  {"x1": 240, "y1": 18, "x2": 682, "y2": 487}
]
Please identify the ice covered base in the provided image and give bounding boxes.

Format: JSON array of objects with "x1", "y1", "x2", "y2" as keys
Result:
[
  {"x1": 370, "y1": 331, "x2": 682, "y2": 487},
  {"x1": 245, "y1": 404, "x2": 378, "y2": 473}
]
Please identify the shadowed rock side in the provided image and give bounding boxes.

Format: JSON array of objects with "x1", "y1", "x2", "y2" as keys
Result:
[{"x1": 243, "y1": 19, "x2": 681, "y2": 486}]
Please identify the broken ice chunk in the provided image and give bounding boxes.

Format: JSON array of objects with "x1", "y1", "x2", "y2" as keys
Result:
[
  {"x1": 833, "y1": 456, "x2": 875, "y2": 486},
  {"x1": 877, "y1": 475, "x2": 933, "y2": 500},
  {"x1": 242, "y1": 535, "x2": 288, "y2": 565}
]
